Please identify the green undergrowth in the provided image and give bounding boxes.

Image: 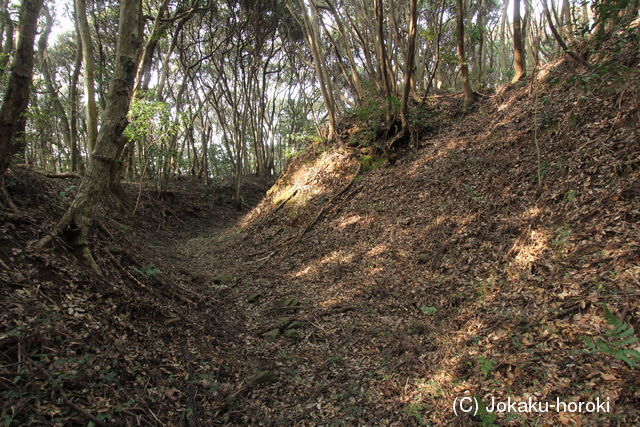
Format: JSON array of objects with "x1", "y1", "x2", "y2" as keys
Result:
[{"x1": 344, "y1": 92, "x2": 439, "y2": 171}]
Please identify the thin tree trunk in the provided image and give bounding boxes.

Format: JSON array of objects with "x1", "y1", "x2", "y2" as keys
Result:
[
  {"x1": 39, "y1": 7, "x2": 75, "y2": 173},
  {"x1": 477, "y1": 0, "x2": 486, "y2": 84},
  {"x1": 75, "y1": 0, "x2": 99, "y2": 153},
  {"x1": 400, "y1": 0, "x2": 417, "y2": 131},
  {"x1": 424, "y1": 0, "x2": 446, "y2": 100},
  {"x1": 456, "y1": 0, "x2": 475, "y2": 109},
  {"x1": 542, "y1": 0, "x2": 593, "y2": 69},
  {"x1": 298, "y1": 0, "x2": 338, "y2": 140},
  {"x1": 69, "y1": 19, "x2": 83, "y2": 173},
  {"x1": 512, "y1": 0, "x2": 526, "y2": 82},
  {"x1": 375, "y1": 0, "x2": 393, "y2": 119}
]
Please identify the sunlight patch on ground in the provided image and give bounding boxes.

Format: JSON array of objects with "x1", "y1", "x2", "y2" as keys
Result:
[
  {"x1": 512, "y1": 229, "x2": 550, "y2": 270},
  {"x1": 290, "y1": 249, "x2": 355, "y2": 278},
  {"x1": 366, "y1": 243, "x2": 388, "y2": 257},
  {"x1": 337, "y1": 214, "x2": 363, "y2": 229}
]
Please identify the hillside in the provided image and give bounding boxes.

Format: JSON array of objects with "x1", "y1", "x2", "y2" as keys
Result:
[{"x1": 2, "y1": 32, "x2": 640, "y2": 425}]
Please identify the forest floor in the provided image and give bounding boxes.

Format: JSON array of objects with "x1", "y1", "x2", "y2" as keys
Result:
[{"x1": 2, "y1": 31, "x2": 640, "y2": 425}]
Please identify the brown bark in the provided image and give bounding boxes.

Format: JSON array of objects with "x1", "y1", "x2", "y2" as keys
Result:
[
  {"x1": 134, "y1": 0, "x2": 170, "y2": 94},
  {"x1": 375, "y1": 0, "x2": 393, "y2": 118},
  {"x1": 39, "y1": 7, "x2": 75, "y2": 173},
  {"x1": 456, "y1": 0, "x2": 475, "y2": 109},
  {"x1": 542, "y1": 0, "x2": 593, "y2": 70},
  {"x1": 512, "y1": 0, "x2": 526, "y2": 82},
  {"x1": 38, "y1": 0, "x2": 143, "y2": 274},
  {"x1": 75, "y1": 0, "x2": 99, "y2": 153},
  {"x1": 0, "y1": 0, "x2": 13, "y2": 75},
  {"x1": 69, "y1": 20, "x2": 83, "y2": 173},
  {"x1": 423, "y1": 0, "x2": 447, "y2": 101},
  {"x1": 400, "y1": 0, "x2": 418, "y2": 131},
  {"x1": 0, "y1": 0, "x2": 44, "y2": 179}
]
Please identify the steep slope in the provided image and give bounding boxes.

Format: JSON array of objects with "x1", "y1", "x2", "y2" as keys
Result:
[{"x1": 193, "y1": 32, "x2": 640, "y2": 424}]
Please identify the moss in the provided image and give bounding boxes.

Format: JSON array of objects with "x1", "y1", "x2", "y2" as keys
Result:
[{"x1": 360, "y1": 154, "x2": 385, "y2": 171}]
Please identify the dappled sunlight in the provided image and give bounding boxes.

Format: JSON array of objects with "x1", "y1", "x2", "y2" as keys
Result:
[
  {"x1": 290, "y1": 249, "x2": 356, "y2": 279},
  {"x1": 337, "y1": 214, "x2": 365, "y2": 229},
  {"x1": 366, "y1": 243, "x2": 388, "y2": 257},
  {"x1": 512, "y1": 229, "x2": 551, "y2": 270},
  {"x1": 240, "y1": 148, "x2": 355, "y2": 229}
]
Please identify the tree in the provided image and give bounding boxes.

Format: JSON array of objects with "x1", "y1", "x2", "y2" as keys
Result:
[
  {"x1": 456, "y1": 0, "x2": 475, "y2": 109},
  {"x1": 75, "y1": 0, "x2": 99, "y2": 153},
  {"x1": 0, "y1": 0, "x2": 44, "y2": 208},
  {"x1": 512, "y1": 0, "x2": 526, "y2": 82},
  {"x1": 400, "y1": 0, "x2": 418, "y2": 132},
  {"x1": 38, "y1": 0, "x2": 144, "y2": 273}
]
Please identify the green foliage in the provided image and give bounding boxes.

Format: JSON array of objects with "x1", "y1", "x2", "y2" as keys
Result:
[
  {"x1": 475, "y1": 397, "x2": 498, "y2": 426},
  {"x1": 583, "y1": 306, "x2": 640, "y2": 368},
  {"x1": 359, "y1": 154, "x2": 385, "y2": 171},
  {"x1": 404, "y1": 402, "x2": 428, "y2": 425},
  {"x1": 419, "y1": 306, "x2": 438, "y2": 315},
  {"x1": 477, "y1": 356, "x2": 495, "y2": 378},
  {"x1": 59, "y1": 185, "x2": 77, "y2": 198},
  {"x1": 551, "y1": 226, "x2": 572, "y2": 248},
  {"x1": 464, "y1": 184, "x2": 483, "y2": 201},
  {"x1": 134, "y1": 264, "x2": 162, "y2": 277}
]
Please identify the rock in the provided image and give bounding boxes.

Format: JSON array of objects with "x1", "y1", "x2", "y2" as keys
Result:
[
  {"x1": 283, "y1": 329, "x2": 299, "y2": 339},
  {"x1": 263, "y1": 329, "x2": 281, "y2": 341},
  {"x1": 252, "y1": 370, "x2": 278, "y2": 386},
  {"x1": 247, "y1": 292, "x2": 262, "y2": 303}
]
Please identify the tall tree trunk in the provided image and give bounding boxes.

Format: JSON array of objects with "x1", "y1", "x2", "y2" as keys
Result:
[
  {"x1": 0, "y1": 0, "x2": 44, "y2": 209},
  {"x1": 400, "y1": 0, "x2": 417, "y2": 131},
  {"x1": 69, "y1": 23, "x2": 83, "y2": 173},
  {"x1": 134, "y1": 0, "x2": 170, "y2": 94},
  {"x1": 424, "y1": 0, "x2": 447, "y2": 100},
  {"x1": 0, "y1": 0, "x2": 14, "y2": 76},
  {"x1": 476, "y1": 0, "x2": 486, "y2": 84},
  {"x1": 375, "y1": 0, "x2": 393, "y2": 120},
  {"x1": 456, "y1": 0, "x2": 475, "y2": 109},
  {"x1": 38, "y1": 0, "x2": 143, "y2": 274},
  {"x1": 512, "y1": 0, "x2": 526, "y2": 82},
  {"x1": 75, "y1": 0, "x2": 99, "y2": 153},
  {"x1": 39, "y1": 7, "x2": 75, "y2": 173},
  {"x1": 298, "y1": 0, "x2": 338, "y2": 140}
]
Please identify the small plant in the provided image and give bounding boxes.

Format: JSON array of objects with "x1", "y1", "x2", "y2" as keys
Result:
[
  {"x1": 59, "y1": 185, "x2": 77, "y2": 198},
  {"x1": 583, "y1": 306, "x2": 640, "y2": 368},
  {"x1": 551, "y1": 226, "x2": 572, "y2": 248},
  {"x1": 419, "y1": 306, "x2": 438, "y2": 315},
  {"x1": 475, "y1": 396, "x2": 498, "y2": 426},
  {"x1": 477, "y1": 356, "x2": 495, "y2": 378},
  {"x1": 565, "y1": 190, "x2": 577, "y2": 202},
  {"x1": 134, "y1": 264, "x2": 161, "y2": 277},
  {"x1": 463, "y1": 184, "x2": 483, "y2": 201},
  {"x1": 404, "y1": 402, "x2": 428, "y2": 425}
]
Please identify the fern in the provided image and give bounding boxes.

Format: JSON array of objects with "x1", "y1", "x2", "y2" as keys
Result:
[
  {"x1": 134, "y1": 264, "x2": 161, "y2": 277},
  {"x1": 583, "y1": 306, "x2": 640, "y2": 368}
]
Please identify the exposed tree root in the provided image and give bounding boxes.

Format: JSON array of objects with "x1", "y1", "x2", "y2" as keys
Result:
[{"x1": 0, "y1": 175, "x2": 17, "y2": 212}]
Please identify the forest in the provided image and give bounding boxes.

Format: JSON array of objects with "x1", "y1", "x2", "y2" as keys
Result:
[{"x1": 0, "y1": 0, "x2": 639, "y2": 424}]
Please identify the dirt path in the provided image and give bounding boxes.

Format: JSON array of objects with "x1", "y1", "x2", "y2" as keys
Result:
[{"x1": 148, "y1": 215, "x2": 420, "y2": 424}]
